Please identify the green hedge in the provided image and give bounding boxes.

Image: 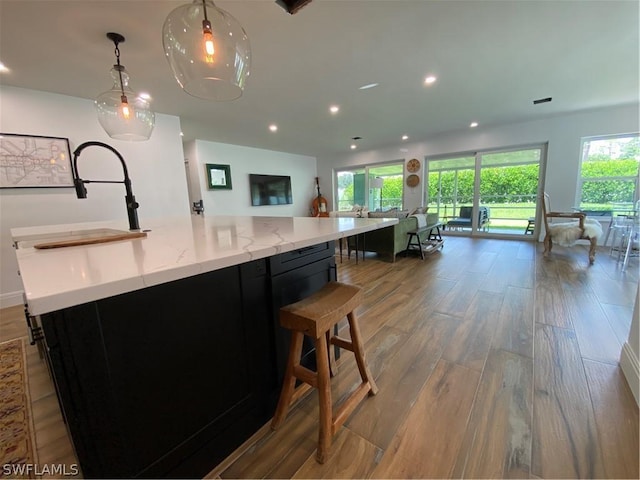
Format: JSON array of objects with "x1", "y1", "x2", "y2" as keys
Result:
[
  {"x1": 428, "y1": 165, "x2": 539, "y2": 203},
  {"x1": 428, "y1": 159, "x2": 638, "y2": 204}
]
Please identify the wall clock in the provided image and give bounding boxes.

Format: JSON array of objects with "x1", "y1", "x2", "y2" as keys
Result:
[
  {"x1": 406, "y1": 174, "x2": 420, "y2": 187},
  {"x1": 407, "y1": 158, "x2": 421, "y2": 173}
]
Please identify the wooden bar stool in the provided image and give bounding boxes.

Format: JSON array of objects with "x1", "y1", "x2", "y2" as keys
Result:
[{"x1": 271, "y1": 281, "x2": 378, "y2": 464}]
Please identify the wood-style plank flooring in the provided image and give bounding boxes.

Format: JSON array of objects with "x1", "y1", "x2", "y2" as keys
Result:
[{"x1": 1, "y1": 236, "x2": 638, "y2": 478}]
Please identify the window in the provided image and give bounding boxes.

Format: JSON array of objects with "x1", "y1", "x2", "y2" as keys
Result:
[{"x1": 578, "y1": 134, "x2": 640, "y2": 215}]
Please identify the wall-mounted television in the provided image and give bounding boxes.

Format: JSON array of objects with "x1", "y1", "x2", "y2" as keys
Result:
[{"x1": 249, "y1": 174, "x2": 293, "y2": 206}]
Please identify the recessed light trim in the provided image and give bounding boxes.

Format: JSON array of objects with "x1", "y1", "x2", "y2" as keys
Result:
[
  {"x1": 269, "y1": 124, "x2": 278, "y2": 132},
  {"x1": 329, "y1": 105, "x2": 340, "y2": 114},
  {"x1": 350, "y1": 144, "x2": 357, "y2": 150},
  {"x1": 424, "y1": 75, "x2": 437, "y2": 85},
  {"x1": 359, "y1": 83, "x2": 379, "y2": 90},
  {"x1": 470, "y1": 122, "x2": 478, "y2": 128},
  {"x1": 402, "y1": 135, "x2": 409, "y2": 141}
]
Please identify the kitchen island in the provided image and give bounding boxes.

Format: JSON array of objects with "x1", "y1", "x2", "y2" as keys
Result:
[{"x1": 12, "y1": 215, "x2": 397, "y2": 479}]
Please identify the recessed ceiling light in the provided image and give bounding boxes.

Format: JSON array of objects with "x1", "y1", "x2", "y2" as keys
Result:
[
  {"x1": 402, "y1": 135, "x2": 409, "y2": 141},
  {"x1": 350, "y1": 144, "x2": 357, "y2": 150},
  {"x1": 470, "y1": 122, "x2": 478, "y2": 128},
  {"x1": 424, "y1": 75, "x2": 437, "y2": 85},
  {"x1": 180, "y1": 131, "x2": 184, "y2": 136},
  {"x1": 0, "y1": 62, "x2": 9, "y2": 73},
  {"x1": 329, "y1": 105, "x2": 340, "y2": 114},
  {"x1": 359, "y1": 83, "x2": 379, "y2": 90},
  {"x1": 269, "y1": 124, "x2": 278, "y2": 132},
  {"x1": 139, "y1": 92, "x2": 151, "y2": 100}
]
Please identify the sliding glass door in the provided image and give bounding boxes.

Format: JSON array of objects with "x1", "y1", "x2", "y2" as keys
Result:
[
  {"x1": 335, "y1": 162, "x2": 404, "y2": 212},
  {"x1": 426, "y1": 155, "x2": 476, "y2": 224},
  {"x1": 427, "y1": 145, "x2": 544, "y2": 237}
]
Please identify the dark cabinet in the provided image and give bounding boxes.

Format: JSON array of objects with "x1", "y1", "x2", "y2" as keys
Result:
[
  {"x1": 268, "y1": 242, "x2": 336, "y2": 392},
  {"x1": 42, "y1": 260, "x2": 272, "y2": 478},
  {"x1": 39, "y1": 242, "x2": 335, "y2": 478}
]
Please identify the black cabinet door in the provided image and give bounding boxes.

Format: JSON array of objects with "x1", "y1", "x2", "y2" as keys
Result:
[
  {"x1": 41, "y1": 260, "x2": 272, "y2": 479},
  {"x1": 269, "y1": 252, "x2": 336, "y2": 402}
]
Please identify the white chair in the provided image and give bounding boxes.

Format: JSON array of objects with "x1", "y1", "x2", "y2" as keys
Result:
[
  {"x1": 542, "y1": 192, "x2": 602, "y2": 265},
  {"x1": 610, "y1": 214, "x2": 639, "y2": 271}
]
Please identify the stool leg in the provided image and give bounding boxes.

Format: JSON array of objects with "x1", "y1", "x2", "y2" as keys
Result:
[
  {"x1": 347, "y1": 311, "x2": 379, "y2": 396},
  {"x1": 327, "y1": 330, "x2": 337, "y2": 377},
  {"x1": 271, "y1": 330, "x2": 304, "y2": 430},
  {"x1": 315, "y1": 334, "x2": 332, "y2": 464}
]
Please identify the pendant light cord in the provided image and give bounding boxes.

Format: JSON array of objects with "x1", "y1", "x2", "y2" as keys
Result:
[
  {"x1": 113, "y1": 40, "x2": 127, "y2": 100},
  {"x1": 202, "y1": 0, "x2": 209, "y2": 21}
]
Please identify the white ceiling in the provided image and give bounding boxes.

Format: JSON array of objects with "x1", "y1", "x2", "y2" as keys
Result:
[{"x1": 0, "y1": 0, "x2": 638, "y2": 157}]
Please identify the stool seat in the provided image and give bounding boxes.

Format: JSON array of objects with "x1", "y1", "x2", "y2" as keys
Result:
[
  {"x1": 272, "y1": 281, "x2": 377, "y2": 464},
  {"x1": 280, "y1": 282, "x2": 362, "y2": 338}
]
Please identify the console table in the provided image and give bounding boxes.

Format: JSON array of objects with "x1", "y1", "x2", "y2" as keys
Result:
[{"x1": 405, "y1": 222, "x2": 444, "y2": 259}]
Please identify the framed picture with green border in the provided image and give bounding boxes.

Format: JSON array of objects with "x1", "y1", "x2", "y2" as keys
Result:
[{"x1": 205, "y1": 164, "x2": 232, "y2": 190}]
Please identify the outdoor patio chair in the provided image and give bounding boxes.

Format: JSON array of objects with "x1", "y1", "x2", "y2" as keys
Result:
[{"x1": 447, "y1": 206, "x2": 490, "y2": 231}]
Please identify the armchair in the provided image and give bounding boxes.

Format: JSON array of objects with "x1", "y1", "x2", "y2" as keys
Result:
[{"x1": 542, "y1": 192, "x2": 602, "y2": 265}]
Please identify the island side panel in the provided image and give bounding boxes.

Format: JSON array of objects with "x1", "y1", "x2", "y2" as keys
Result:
[{"x1": 41, "y1": 260, "x2": 273, "y2": 478}]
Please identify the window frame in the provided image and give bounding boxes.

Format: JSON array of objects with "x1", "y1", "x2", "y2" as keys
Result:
[{"x1": 576, "y1": 133, "x2": 640, "y2": 216}]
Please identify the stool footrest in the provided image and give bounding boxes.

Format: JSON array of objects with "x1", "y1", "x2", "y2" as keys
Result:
[
  {"x1": 330, "y1": 335, "x2": 354, "y2": 352},
  {"x1": 332, "y1": 382, "x2": 372, "y2": 435},
  {"x1": 290, "y1": 383, "x2": 312, "y2": 406},
  {"x1": 293, "y1": 365, "x2": 318, "y2": 388}
]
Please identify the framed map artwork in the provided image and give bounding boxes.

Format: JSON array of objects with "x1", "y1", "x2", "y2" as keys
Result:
[{"x1": 0, "y1": 133, "x2": 74, "y2": 188}]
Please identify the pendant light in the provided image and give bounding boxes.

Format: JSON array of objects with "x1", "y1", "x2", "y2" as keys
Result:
[
  {"x1": 95, "y1": 32, "x2": 155, "y2": 141},
  {"x1": 162, "y1": 0, "x2": 251, "y2": 101}
]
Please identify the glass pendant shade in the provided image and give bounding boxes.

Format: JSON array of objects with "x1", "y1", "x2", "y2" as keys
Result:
[
  {"x1": 163, "y1": 0, "x2": 251, "y2": 101},
  {"x1": 95, "y1": 66, "x2": 155, "y2": 141},
  {"x1": 95, "y1": 32, "x2": 155, "y2": 142}
]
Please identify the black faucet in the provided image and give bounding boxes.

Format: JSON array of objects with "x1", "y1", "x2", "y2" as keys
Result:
[{"x1": 72, "y1": 141, "x2": 140, "y2": 231}]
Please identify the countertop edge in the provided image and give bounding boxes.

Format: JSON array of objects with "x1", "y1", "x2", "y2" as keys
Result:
[{"x1": 14, "y1": 216, "x2": 399, "y2": 315}]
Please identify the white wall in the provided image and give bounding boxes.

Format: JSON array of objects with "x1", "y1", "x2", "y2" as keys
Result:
[
  {"x1": 318, "y1": 103, "x2": 640, "y2": 216},
  {"x1": 0, "y1": 86, "x2": 190, "y2": 306},
  {"x1": 185, "y1": 139, "x2": 317, "y2": 217},
  {"x1": 621, "y1": 286, "x2": 640, "y2": 406}
]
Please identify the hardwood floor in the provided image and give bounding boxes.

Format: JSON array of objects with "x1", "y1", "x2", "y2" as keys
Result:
[{"x1": 1, "y1": 236, "x2": 638, "y2": 478}]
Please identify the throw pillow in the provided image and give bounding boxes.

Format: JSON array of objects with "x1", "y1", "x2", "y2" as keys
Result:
[{"x1": 409, "y1": 206, "x2": 429, "y2": 216}]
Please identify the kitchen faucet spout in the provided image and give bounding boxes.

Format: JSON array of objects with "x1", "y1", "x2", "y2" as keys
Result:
[{"x1": 72, "y1": 141, "x2": 140, "y2": 231}]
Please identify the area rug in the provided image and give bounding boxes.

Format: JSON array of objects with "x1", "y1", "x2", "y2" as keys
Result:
[{"x1": 0, "y1": 338, "x2": 37, "y2": 479}]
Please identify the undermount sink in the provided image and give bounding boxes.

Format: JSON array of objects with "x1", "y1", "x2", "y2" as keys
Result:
[{"x1": 14, "y1": 228, "x2": 142, "y2": 249}]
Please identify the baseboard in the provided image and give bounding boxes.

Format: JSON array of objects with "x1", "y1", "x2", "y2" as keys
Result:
[
  {"x1": 620, "y1": 341, "x2": 640, "y2": 407},
  {"x1": 0, "y1": 291, "x2": 23, "y2": 309}
]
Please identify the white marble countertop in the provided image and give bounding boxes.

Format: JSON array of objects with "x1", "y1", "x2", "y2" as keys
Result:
[{"x1": 12, "y1": 215, "x2": 398, "y2": 315}]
